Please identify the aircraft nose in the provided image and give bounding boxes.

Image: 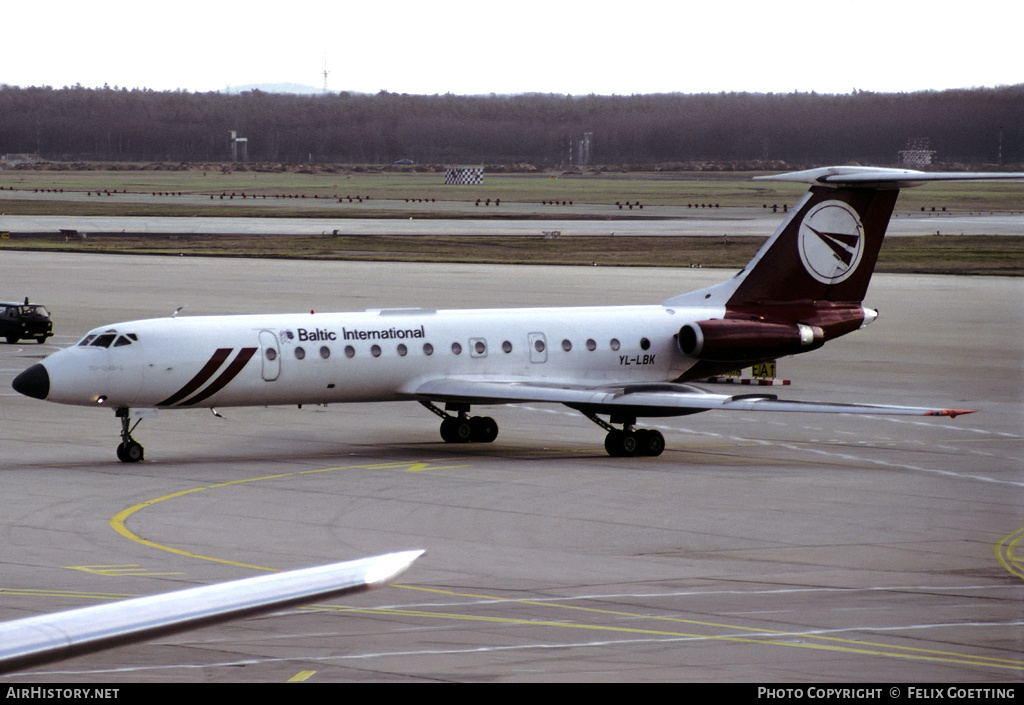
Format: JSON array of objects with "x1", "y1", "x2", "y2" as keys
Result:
[{"x1": 12, "y1": 363, "x2": 50, "y2": 400}]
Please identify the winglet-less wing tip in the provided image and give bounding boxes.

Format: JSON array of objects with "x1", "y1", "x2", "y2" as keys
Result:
[
  {"x1": 364, "y1": 549, "x2": 425, "y2": 585},
  {"x1": 926, "y1": 409, "x2": 977, "y2": 418}
]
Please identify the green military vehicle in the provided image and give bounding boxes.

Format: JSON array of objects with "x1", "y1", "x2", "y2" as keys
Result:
[{"x1": 1, "y1": 298, "x2": 53, "y2": 344}]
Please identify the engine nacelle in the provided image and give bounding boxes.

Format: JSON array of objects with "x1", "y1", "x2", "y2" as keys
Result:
[{"x1": 677, "y1": 319, "x2": 824, "y2": 362}]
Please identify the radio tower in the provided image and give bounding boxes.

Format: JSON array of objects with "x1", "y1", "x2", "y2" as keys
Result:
[{"x1": 322, "y1": 54, "x2": 330, "y2": 94}]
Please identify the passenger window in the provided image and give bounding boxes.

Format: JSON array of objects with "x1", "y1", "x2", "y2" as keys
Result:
[
  {"x1": 502, "y1": 340, "x2": 512, "y2": 353},
  {"x1": 344, "y1": 345, "x2": 355, "y2": 358},
  {"x1": 397, "y1": 343, "x2": 408, "y2": 357},
  {"x1": 610, "y1": 338, "x2": 620, "y2": 351},
  {"x1": 371, "y1": 344, "x2": 381, "y2": 357},
  {"x1": 295, "y1": 346, "x2": 306, "y2": 360},
  {"x1": 452, "y1": 342, "x2": 462, "y2": 355},
  {"x1": 534, "y1": 339, "x2": 546, "y2": 353},
  {"x1": 561, "y1": 339, "x2": 572, "y2": 352},
  {"x1": 586, "y1": 339, "x2": 596, "y2": 351},
  {"x1": 423, "y1": 343, "x2": 434, "y2": 356},
  {"x1": 640, "y1": 338, "x2": 651, "y2": 350},
  {"x1": 320, "y1": 346, "x2": 331, "y2": 359},
  {"x1": 265, "y1": 348, "x2": 278, "y2": 361}
]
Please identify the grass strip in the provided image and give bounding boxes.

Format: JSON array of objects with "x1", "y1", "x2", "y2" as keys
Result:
[{"x1": 2, "y1": 233, "x2": 1021, "y2": 275}]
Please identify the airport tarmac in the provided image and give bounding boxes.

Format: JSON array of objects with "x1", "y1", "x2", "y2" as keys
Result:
[{"x1": 0, "y1": 252, "x2": 1021, "y2": 682}]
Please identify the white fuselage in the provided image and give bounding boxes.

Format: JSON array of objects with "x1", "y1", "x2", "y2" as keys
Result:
[{"x1": 42, "y1": 303, "x2": 719, "y2": 410}]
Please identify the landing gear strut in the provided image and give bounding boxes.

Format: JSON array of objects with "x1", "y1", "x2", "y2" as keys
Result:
[
  {"x1": 115, "y1": 407, "x2": 145, "y2": 463},
  {"x1": 420, "y1": 401, "x2": 498, "y2": 444},
  {"x1": 581, "y1": 411, "x2": 665, "y2": 457}
]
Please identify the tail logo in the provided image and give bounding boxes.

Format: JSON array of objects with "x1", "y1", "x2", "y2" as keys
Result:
[{"x1": 797, "y1": 200, "x2": 865, "y2": 284}]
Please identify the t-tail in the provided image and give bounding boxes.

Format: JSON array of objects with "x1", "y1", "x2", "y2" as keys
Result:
[{"x1": 666, "y1": 166, "x2": 1024, "y2": 381}]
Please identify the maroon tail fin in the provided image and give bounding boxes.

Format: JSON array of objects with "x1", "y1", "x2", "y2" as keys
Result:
[
  {"x1": 727, "y1": 184, "x2": 898, "y2": 306},
  {"x1": 664, "y1": 167, "x2": 1024, "y2": 382},
  {"x1": 663, "y1": 168, "x2": 1024, "y2": 312}
]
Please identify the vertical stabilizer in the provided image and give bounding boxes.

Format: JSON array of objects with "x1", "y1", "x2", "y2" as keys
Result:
[
  {"x1": 664, "y1": 167, "x2": 1024, "y2": 381},
  {"x1": 665, "y1": 167, "x2": 1024, "y2": 309},
  {"x1": 727, "y1": 183, "x2": 899, "y2": 306}
]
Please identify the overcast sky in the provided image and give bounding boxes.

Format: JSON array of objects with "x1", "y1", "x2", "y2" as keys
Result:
[{"x1": 5, "y1": 0, "x2": 1021, "y2": 96}]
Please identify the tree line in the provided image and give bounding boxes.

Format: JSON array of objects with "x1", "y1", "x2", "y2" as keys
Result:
[{"x1": 1, "y1": 84, "x2": 1021, "y2": 166}]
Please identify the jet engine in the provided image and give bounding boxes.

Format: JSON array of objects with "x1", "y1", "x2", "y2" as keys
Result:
[{"x1": 677, "y1": 319, "x2": 824, "y2": 362}]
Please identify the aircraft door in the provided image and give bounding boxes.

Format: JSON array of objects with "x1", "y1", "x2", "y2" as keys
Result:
[{"x1": 258, "y1": 330, "x2": 281, "y2": 381}]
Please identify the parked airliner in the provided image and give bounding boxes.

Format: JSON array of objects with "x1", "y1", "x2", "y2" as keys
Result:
[{"x1": 13, "y1": 167, "x2": 1021, "y2": 461}]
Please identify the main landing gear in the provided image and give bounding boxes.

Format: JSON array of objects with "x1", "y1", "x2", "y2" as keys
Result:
[
  {"x1": 115, "y1": 407, "x2": 145, "y2": 463},
  {"x1": 420, "y1": 401, "x2": 663, "y2": 457},
  {"x1": 420, "y1": 401, "x2": 499, "y2": 444},
  {"x1": 580, "y1": 411, "x2": 665, "y2": 457}
]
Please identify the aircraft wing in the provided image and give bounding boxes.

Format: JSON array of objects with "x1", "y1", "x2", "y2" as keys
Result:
[
  {"x1": 0, "y1": 549, "x2": 423, "y2": 675},
  {"x1": 411, "y1": 379, "x2": 974, "y2": 418}
]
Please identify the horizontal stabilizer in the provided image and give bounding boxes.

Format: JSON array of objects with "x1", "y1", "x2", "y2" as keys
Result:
[{"x1": 755, "y1": 166, "x2": 1024, "y2": 188}]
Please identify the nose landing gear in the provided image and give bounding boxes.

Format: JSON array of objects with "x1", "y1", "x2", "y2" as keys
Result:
[{"x1": 115, "y1": 407, "x2": 145, "y2": 463}]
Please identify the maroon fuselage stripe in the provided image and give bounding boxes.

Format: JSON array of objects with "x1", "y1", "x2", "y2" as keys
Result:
[
  {"x1": 179, "y1": 347, "x2": 258, "y2": 406},
  {"x1": 156, "y1": 348, "x2": 233, "y2": 407}
]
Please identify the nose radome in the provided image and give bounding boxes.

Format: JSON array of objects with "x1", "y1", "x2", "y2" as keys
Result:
[{"x1": 12, "y1": 364, "x2": 50, "y2": 400}]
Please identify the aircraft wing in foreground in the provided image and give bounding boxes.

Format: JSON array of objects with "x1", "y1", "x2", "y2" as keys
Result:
[{"x1": 0, "y1": 550, "x2": 423, "y2": 675}]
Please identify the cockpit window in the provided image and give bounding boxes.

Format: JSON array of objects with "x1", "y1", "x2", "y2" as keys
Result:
[
  {"x1": 78, "y1": 331, "x2": 137, "y2": 348},
  {"x1": 90, "y1": 333, "x2": 117, "y2": 348}
]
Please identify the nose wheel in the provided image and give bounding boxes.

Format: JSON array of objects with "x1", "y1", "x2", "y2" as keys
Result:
[
  {"x1": 115, "y1": 408, "x2": 145, "y2": 463},
  {"x1": 116, "y1": 440, "x2": 145, "y2": 463}
]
